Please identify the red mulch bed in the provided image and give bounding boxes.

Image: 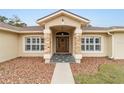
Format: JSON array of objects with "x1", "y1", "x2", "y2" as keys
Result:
[
  {"x1": 0, "y1": 57, "x2": 55, "y2": 84},
  {"x1": 70, "y1": 57, "x2": 124, "y2": 76}
]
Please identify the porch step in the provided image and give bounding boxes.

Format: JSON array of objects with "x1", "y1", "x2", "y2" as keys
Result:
[{"x1": 50, "y1": 54, "x2": 75, "y2": 63}]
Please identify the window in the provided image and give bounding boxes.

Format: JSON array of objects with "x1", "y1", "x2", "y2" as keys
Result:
[
  {"x1": 81, "y1": 36, "x2": 101, "y2": 52},
  {"x1": 25, "y1": 37, "x2": 44, "y2": 51}
]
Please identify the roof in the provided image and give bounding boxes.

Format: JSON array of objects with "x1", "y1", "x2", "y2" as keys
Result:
[
  {"x1": 37, "y1": 9, "x2": 90, "y2": 24},
  {"x1": 19, "y1": 26, "x2": 44, "y2": 31},
  {"x1": 82, "y1": 26, "x2": 110, "y2": 30},
  {"x1": 82, "y1": 26, "x2": 124, "y2": 30},
  {"x1": 0, "y1": 22, "x2": 22, "y2": 31},
  {"x1": 110, "y1": 26, "x2": 124, "y2": 29},
  {"x1": 1, "y1": 21, "x2": 124, "y2": 33},
  {"x1": 0, "y1": 22, "x2": 44, "y2": 32}
]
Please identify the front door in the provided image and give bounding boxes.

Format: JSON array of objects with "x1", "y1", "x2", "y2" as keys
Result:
[{"x1": 56, "y1": 37, "x2": 69, "y2": 53}]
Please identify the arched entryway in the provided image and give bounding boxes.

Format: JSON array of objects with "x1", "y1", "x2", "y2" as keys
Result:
[
  {"x1": 56, "y1": 32, "x2": 69, "y2": 53},
  {"x1": 50, "y1": 25, "x2": 75, "y2": 54}
]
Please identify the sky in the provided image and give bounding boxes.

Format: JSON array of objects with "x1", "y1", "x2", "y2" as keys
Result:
[{"x1": 0, "y1": 9, "x2": 124, "y2": 27}]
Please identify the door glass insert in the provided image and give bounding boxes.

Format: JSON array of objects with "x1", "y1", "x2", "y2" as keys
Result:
[{"x1": 56, "y1": 32, "x2": 69, "y2": 53}]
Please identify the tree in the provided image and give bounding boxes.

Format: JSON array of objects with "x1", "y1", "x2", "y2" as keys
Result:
[
  {"x1": 0, "y1": 16, "x2": 8, "y2": 23},
  {"x1": 8, "y1": 15, "x2": 27, "y2": 27},
  {"x1": 0, "y1": 15, "x2": 27, "y2": 27}
]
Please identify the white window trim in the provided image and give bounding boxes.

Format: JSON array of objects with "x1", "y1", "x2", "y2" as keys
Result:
[
  {"x1": 23, "y1": 35, "x2": 44, "y2": 53},
  {"x1": 81, "y1": 35, "x2": 104, "y2": 53}
]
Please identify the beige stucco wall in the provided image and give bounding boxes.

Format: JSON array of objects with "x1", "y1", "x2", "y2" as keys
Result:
[
  {"x1": 107, "y1": 35, "x2": 112, "y2": 58},
  {"x1": 113, "y1": 33, "x2": 124, "y2": 59},
  {"x1": 81, "y1": 33, "x2": 108, "y2": 57},
  {"x1": 18, "y1": 33, "x2": 44, "y2": 57},
  {"x1": 0, "y1": 30, "x2": 19, "y2": 62},
  {"x1": 45, "y1": 16, "x2": 83, "y2": 30},
  {"x1": 1, "y1": 28, "x2": 122, "y2": 62}
]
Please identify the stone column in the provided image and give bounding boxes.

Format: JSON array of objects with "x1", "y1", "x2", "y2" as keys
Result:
[
  {"x1": 44, "y1": 28, "x2": 52, "y2": 63},
  {"x1": 73, "y1": 28, "x2": 82, "y2": 63}
]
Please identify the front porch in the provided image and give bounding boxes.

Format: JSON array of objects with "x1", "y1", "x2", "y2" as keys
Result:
[
  {"x1": 44, "y1": 25, "x2": 83, "y2": 63},
  {"x1": 37, "y1": 10, "x2": 88, "y2": 63}
]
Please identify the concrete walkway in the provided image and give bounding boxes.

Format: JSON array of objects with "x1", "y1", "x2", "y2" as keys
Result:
[{"x1": 51, "y1": 63, "x2": 75, "y2": 84}]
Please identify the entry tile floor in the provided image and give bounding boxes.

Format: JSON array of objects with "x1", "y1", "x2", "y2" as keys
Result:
[{"x1": 50, "y1": 54, "x2": 75, "y2": 63}]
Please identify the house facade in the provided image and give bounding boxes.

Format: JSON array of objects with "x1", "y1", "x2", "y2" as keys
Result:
[{"x1": 1, "y1": 9, "x2": 124, "y2": 63}]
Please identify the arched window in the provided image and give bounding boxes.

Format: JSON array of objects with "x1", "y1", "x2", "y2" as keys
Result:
[{"x1": 56, "y1": 32, "x2": 69, "y2": 35}]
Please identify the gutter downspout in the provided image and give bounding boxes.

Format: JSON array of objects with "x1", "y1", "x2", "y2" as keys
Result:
[{"x1": 107, "y1": 32, "x2": 114, "y2": 59}]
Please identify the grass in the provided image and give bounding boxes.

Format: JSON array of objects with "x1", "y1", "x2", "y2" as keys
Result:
[{"x1": 75, "y1": 64, "x2": 124, "y2": 84}]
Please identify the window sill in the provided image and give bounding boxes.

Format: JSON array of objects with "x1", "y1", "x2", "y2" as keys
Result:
[{"x1": 24, "y1": 51, "x2": 44, "y2": 53}]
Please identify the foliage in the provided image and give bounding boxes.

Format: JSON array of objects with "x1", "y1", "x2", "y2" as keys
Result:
[
  {"x1": 75, "y1": 64, "x2": 124, "y2": 84},
  {"x1": 0, "y1": 16, "x2": 8, "y2": 23},
  {"x1": 0, "y1": 15, "x2": 27, "y2": 27}
]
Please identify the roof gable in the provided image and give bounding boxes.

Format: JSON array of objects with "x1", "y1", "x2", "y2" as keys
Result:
[{"x1": 37, "y1": 9, "x2": 90, "y2": 25}]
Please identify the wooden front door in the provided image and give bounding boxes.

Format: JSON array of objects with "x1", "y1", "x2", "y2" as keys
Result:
[{"x1": 56, "y1": 37, "x2": 69, "y2": 52}]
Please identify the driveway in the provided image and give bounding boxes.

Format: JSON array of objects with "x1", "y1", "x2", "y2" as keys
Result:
[{"x1": 0, "y1": 57, "x2": 55, "y2": 84}]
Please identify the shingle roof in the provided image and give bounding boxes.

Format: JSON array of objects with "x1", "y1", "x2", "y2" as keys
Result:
[
  {"x1": 82, "y1": 26, "x2": 124, "y2": 31},
  {"x1": 19, "y1": 26, "x2": 44, "y2": 31},
  {"x1": 82, "y1": 26, "x2": 110, "y2": 30},
  {"x1": 0, "y1": 22, "x2": 21, "y2": 31},
  {"x1": 0, "y1": 22, "x2": 44, "y2": 31},
  {"x1": 110, "y1": 26, "x2": 124, "y2": 29},
  {"x1": 1, "y1": 21, "x2": 124, "y2": 32},
  {"x1": 1, "y1": 19, "x2": 124, "y2": 33}
]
